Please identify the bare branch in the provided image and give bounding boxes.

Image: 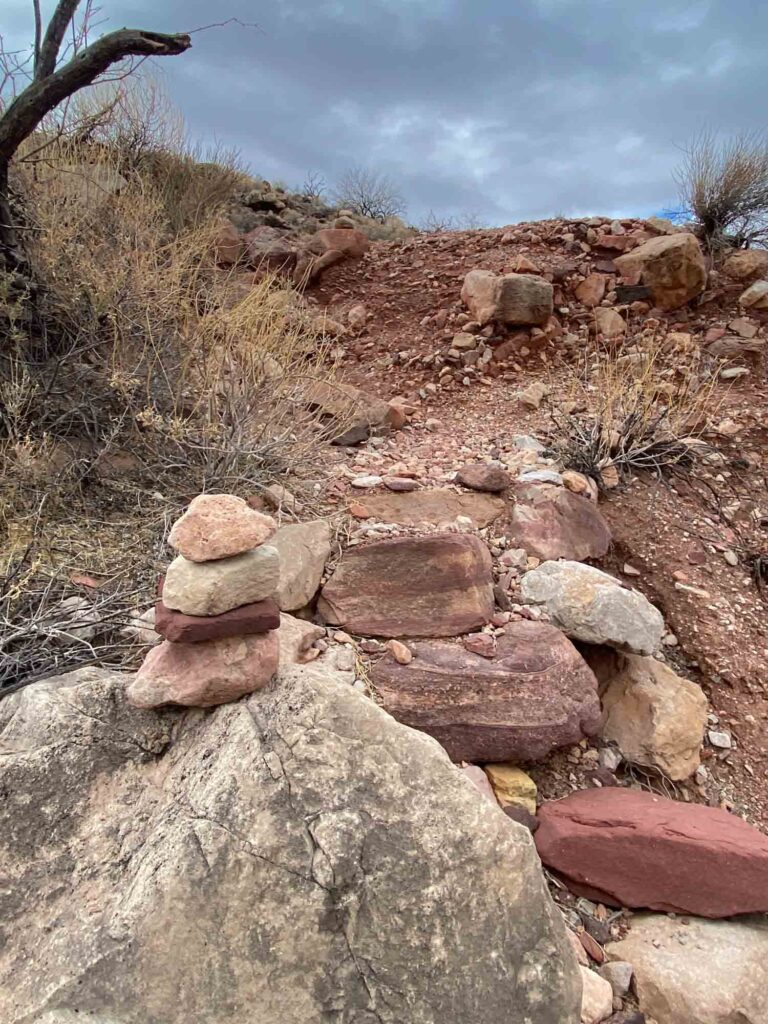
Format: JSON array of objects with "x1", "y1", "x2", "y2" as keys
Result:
[
  {"x1": 35, "y1": 0, "x2": 82, "y2": 81},
  {"x1": 32, "y1": 0, "x2": 43, "y2": 72},
  {"x1": 1, "y1": 28, "x2": 191, "y2": 163}
]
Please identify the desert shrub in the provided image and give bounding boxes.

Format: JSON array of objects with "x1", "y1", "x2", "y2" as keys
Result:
[
  {"x1": 0, "y1": 81, "x2": 342, "y2": 691},
  {"x1": 674, "y1": 129, "x2": 768, "y2": 249},
  {"x1": 332, "y1": 165, "x2": 406, "y2": 220},
  {"x1": 548, "y1": 331, "x2": 722, "y2": 487}
]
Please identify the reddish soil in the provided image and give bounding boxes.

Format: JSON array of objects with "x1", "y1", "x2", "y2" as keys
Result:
[{"x1": 305, "y1": 220, "x2": 768, "y2": 828}]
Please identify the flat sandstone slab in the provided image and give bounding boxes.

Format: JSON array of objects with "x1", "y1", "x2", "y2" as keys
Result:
[
  {"x1": 318, "y1": 533, "x2": 494, "y2": 637},
  {"x1": 348, "y1": 488, "x2": 505, "y2": 527}
]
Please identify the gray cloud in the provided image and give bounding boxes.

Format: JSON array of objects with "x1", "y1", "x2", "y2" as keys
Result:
[{"x1": 4, "y1": 0, "x2": 767, "y2": 225}]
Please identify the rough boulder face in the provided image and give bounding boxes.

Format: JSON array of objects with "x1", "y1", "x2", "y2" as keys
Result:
[
  {"x1": 535, "y1": 787, "x2": 768, "y2": 918},
  {"x1": 372, "y1": 620, "x2": 601, "y2": 762},
  {"x1": 521, "y1": 560, "x2": 664, "y2": 655},
  {"x1": 318, "y1": 533, "x2": 494, "y2": 637},
  {"x1": 606, "y1": 914, "x2": 768, "y2": 1024},
  {"x1": 613, "y1": 232, "x2": 706, "y2": 310},
  {"x1": 0, "y1": 665, "x2": 581, "y2": 1024},
  {"x1": 510, "y1": 484, "x2": 612, "y2": 561},
  {"x1": 461, "y1": 269, "x2": 554, "y2": 325}
]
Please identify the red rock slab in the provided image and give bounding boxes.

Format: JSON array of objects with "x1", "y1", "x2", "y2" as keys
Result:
[
  {"x1": 509, "y1": 484, "x2": 611, "y2": 561},
  {"x1": 372, "y1": 621, "x2": 600, "y2": 762},
  {"x1": 535, "y1": 788, "x2": 768, "y2": 918},
  {"x1": 317, "y1": 533, "x2": 494, "y2": 638},
  {"x1": 155, "y1": 597, "x2": 280, "y2": 643}
]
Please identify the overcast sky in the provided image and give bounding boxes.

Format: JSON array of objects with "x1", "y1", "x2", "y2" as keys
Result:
[{"x1": 4, "y1": 1, "x2": 767, "y2": 225}]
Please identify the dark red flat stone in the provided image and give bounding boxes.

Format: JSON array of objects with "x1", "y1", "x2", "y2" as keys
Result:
[
  {"x1": 155, "y1": 597, "x2": 280, "y2": 643},
  {"x1": 535, "y1": 787, "x2": 768, "y2": 918}
]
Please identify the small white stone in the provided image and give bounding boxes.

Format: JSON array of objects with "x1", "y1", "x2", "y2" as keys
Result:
[
  {"x1": 351, "y1": 475, "x2": 383, "y2": 488},
  {"x1": 708, "y1": 729, "x2": 732, "y2": 749}
]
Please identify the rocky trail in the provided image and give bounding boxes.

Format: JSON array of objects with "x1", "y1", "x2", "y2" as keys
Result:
[{"x1": 3, "y1": 213, "x2": 768, "y2": 1024}]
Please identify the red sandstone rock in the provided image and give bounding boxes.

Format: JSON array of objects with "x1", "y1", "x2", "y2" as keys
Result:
[
  {"x1": 168, "y1": 494, "x2": 276, "y2": 563},
  {"x1": 535, "y1": 788, "x2": 768, "y2": 917},
  {"x1": 372, "y1": 621, "x2": 600, "y2": 762},
  {"x1": 312, "y1": 228, "x2": 370, "y2": 258},
  {"x1": 127, "y1": 631, "x2": 279, "y2": 709},
  {"x1": 510, "y1": 484, "x2": 611, "y2": 561},
  {"x1": 455, "y1": 463, "x2": 511, "y2": 493},
  {"x1": 155, "y1": 597, "x2": 280, "y2": 643},
  {"x1": 317, "y1": 533, "x2": 494, "y2": 638}
]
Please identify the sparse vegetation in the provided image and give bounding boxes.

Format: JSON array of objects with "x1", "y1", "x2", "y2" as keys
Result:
[
  {"x1": 332, "y1": 165, "x2": 406, "y2": 220},
  {"x1": 548, "y1": 331, "x2": 722, "y2": 487},
  {"x1": 674, "y1": 128, "x2": 768, "y2": 250}
]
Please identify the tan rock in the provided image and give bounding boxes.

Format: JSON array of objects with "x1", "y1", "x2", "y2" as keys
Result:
[
  {"x1": 562, "y1": 470, "x2": 598, "y2": 502},
  {"x1": 386, "y1": 639, "x2": 413, "y2": 664},
  {"x1": 271, "y1": 520, "x2": 331, "y2": 611},
  {"x1": 168, "y1": 494, "x2": 276, "y2": 563},
  {"x1": 607, "y1": 914, "x2": 768, "y2": 1024},
  {"x1": 348, "y1": 303, "x2": 368, "y2": 329},
  {"x1": 614, "y1": 233, "x2": 706, "y2": 310},
  {"x1": 519, "y1": 381, "x2": 550, "y2": 409},
  {"x1": 461, "y1": 270, "x2": 554, "y2": 325},
  {"x1": 738, "y1": 280, "x2": 768, "y2": 310},
  {"x1": 575, "y1": 273, "x2": 607, "y2": 307},
  {"x1": 484, "y1": 764, "x2": 537, "y2": 813},
  {"x1": 311, "y1": 227, "x2": 370, "y2": 258},
  {"x1": 277, "y1": 612, "x2": 326, "y2": 666},
  {"x1": 127, "y1": 631, "x2": 279, "y2": 709},
  {"x1": 593, "y1": 307, "x2": 626, "y2": 339},
  {"x1": 580, "y1": 967, "x2": 614, "y2": 1024},
  {"x1": 163, "y1": 546, "x2": 280, "y2": 617},
  {"x1": 600, "y1": 654, "x2": 707, "y2": 780},
  {"x1": 722, "y1": 248, "x2": 768, "y2": 282},
  {"x1": 213, "y1": 221, "x2": 246, "y2": 266}
]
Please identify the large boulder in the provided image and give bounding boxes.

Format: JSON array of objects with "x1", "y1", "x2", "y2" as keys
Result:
[
  {"x1": 318, "y1": 534, "x2": 494, "y2": 637},
  {"x1": 510, "y1": 485, "x2": 612, "y2": 561},
  {"x1": 271, "y1": 520, "x2": 331, "y2": 611},
  {"x1": 0, "y1": 665, "x2": 581, "y2": 1023},
  {"x1": 461, "y1": 270, "x2": 554, "y2": 325},
  {"x1": 607, "y1": 914, "x2": 768, "y2": 1024},
  {"x1": 613, "y1": 233, "x2": 706, "y2": 310},
  {"x1": 310, "y1": 227, "x2": 370, "y2": 258},
  {"x1": 534, "y1": 787, "x2": 768, "y2": 917},
  {"x1": 520, "y1": 561, "x2": 664, "y2": 655},
  {"x1": 372, "y1": 621, "x2": 601, "y2": 762},
  {"x1": 600, "y1": 653, "x2": 707, "y2": 780}
]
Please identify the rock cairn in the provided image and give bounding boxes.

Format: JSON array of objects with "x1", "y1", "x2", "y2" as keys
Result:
[{"x1": 127, "y1": 494, "x2": 281, "y2": 709}]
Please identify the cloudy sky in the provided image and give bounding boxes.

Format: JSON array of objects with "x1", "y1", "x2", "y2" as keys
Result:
[{"x1": 4, "y1": 1, "x2": 766, "y2": 225}]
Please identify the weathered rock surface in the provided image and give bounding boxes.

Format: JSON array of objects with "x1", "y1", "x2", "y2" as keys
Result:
[
  {"x1": 535, "y1": 788, "x2": 768, "y2": 917},
  {"x1": 461, "y1": 269, "x2": 554, "y2": 325},
  {"x1": 580, "y1": 966, "x2": 614, "y2": 1024},
  {"x1": 127, "y1": 631, "x2": 279, "y2": 708},
  {"x1": 0, "y1": 664, "x2": 581, "y2": 1024},
  {"x1": 607, "y1": 914, "x2": 768, "y2": 1024},
  {"x1": 349, "y1": 487, "x2": 504, "y2": 527},
  {"x1": 455, "y1": 462, "x2": 511, "y2": 492},
  {"x1": 311, "y1": 226, "x2": 370, "y2": 258},
  {"x1": 271, "y1": 520, "x2": 331, "y2": 611},
  {"x1": 510, "y1": 485, "x2": 612, "y2": 561},
  {"x1": 168, "y1": 493, "x2": 276, "y2": 562},
  {"x1": 613, "y1": 233, "x2": 706, "y2": 310},
  {"x1": 277, "y1": 612, "x2": 325, "y2": 665},
  {"x1": 155, "y1": 596, "x2": 280, "y2": 643},
  {"x1": 318, "y1": 534, "x2": 494, "y2": 637},
  {"x1": 372, "y1": 621, "x2": 600, "y2": 761},
  {"x1": 484, "y1": 763, "x2": 538, "y2": 813},
  {"x1": 738, "y1": 279, "x2": 768, "y2": 310},
  {"x1": 162, "y1": 546, "x2": 280, "y2": 617},
  {"x1": 600, "y1": 654, "x2": 707, "y2": 780},
  {"x1": 521, "y1": 561, "x2": 664, "y2": 655},
  {"x1": 722, "y1": 248, "x2": 768, "y2": 282},
  {"x1": 306, "y1": 380, "x2": 399, "y2": 444}
]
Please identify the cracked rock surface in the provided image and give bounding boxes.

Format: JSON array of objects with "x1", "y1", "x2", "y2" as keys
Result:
[{"x1": 0, "y1": 663, "x2": 580, "y2": 1024}]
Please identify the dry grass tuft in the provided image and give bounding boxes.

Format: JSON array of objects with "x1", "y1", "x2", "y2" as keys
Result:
[
  {"x1": 548, "y1": 330, "x2": 725, "y2": 487},
  {"x1": 1, "y1": 79, "x2": 342, "y2": 691}
]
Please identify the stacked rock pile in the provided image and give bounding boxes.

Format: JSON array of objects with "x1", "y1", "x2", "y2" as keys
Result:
[{"x1": 127, "y1": 494, "x2": 281, "y2": 709}]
